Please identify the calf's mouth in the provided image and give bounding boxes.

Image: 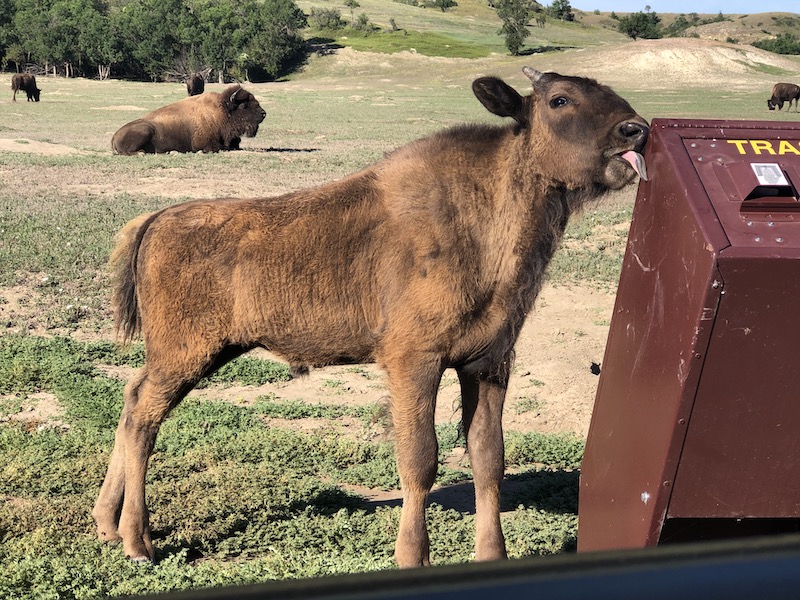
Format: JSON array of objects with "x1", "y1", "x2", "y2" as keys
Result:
[{"x1": 617, "y1": 150, "x2": 648, "y2": 181}]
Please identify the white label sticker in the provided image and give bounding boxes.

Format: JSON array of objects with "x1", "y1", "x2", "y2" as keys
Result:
[{"x1": 752, "y1": 163, "x2": 788, "y2": 186}]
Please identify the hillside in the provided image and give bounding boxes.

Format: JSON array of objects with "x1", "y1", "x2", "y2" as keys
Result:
[{"x1": 297, "y1": 1, "x2": 800, "y2": 57}]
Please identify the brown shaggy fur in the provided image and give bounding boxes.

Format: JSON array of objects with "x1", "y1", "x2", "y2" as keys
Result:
[
  {"x1": 93, "y1": 67, "x2": 648, "y2": 567},
  {"x1": 768, "y1": 82, "x2": 800, "y2": 111},
  {"x1": 11, "y1": 73, "x2": 40, "y2": 102},
  {"x1": 111, "y1": 84, "x2": 265, "y2": 154}
]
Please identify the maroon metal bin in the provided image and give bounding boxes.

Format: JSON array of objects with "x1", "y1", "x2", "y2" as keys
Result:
[{"x1": 578, "y1": 118, "x2": 800, "y2": 552}]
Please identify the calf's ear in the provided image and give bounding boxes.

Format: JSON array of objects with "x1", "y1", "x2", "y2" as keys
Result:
[{"x1": 472, "y1": 77, "x2": 527, "y2": 127}]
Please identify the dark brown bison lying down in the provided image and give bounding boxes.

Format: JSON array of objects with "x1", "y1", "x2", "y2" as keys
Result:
[
  {"x1": 11, "y1": 73, "x2": 40, "y2": 102},
  {"x1": 768, "y1": 82, "x2": 800, "y2": 111},
  {"x1": 111, "y1": 85, "x2": 265, "y2": 154},
  {"x1": 93, "y1": 67, "x2": 648, "y2": 566}
]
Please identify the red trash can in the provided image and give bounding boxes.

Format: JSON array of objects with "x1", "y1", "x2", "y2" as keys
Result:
[{"x1": 579, "y1": 118, "x2": 800, "y2": 552}]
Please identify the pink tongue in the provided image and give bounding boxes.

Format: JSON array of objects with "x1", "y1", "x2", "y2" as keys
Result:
[{"x1": 621, "y1": 151, "x2": 648, "y2": 181}]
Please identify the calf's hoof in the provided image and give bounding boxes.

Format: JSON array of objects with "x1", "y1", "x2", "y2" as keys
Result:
[
  {"x1": 93, "y1": 514, "x2": 122, "y2": 543},
  {"x1": 122, "y1": 533, "x2": 155, "y2": 563}
]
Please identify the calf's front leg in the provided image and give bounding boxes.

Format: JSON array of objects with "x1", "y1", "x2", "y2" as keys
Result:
[
  {"x1": 458, "y1": 365, "x2": 509, "y2": 562},
  {"x1": 385, "y1": 356, "x2": 444, "y2": 568}
]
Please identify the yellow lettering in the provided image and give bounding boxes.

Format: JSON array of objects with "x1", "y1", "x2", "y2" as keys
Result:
[
  {"x1": 778, "y1": 140, "x2": 800, "y2": 155},
  {"x1": 727, "y1": 140, "x2": 749, "y2": 154},
  {"x1": 750, "y1": 140, "x2": 776, "y2": 155}
]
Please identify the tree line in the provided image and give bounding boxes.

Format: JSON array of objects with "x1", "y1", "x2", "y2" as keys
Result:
[
  {"x1": 613, "y1": 7, "x2": 800, "y2": 54},
  {"x1": 0, "y1": 0, "x2": 308, "y2": 82}
]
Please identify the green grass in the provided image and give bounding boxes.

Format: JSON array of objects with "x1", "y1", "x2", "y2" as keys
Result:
[
  {"x1": 0, "y1": 333, "x2": 580, "y2": 598},
  {"x1": 320, "y1": 28, "x2": 493, "y2": 58}
]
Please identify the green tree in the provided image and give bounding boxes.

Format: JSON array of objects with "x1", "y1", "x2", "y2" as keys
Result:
[
  {"x1": 616, "y1": 8, "x2": 662, "y2": 40},
  {"x1": 191, "y1": 0, "x2": 244, "y2": 83},
  {"x1": 240, "y1": 0, "x2": 306, "y2": 81},
  {"x1": 12, "y1": 0, "x2": 47, "y2": 67},
  {"x1": 432, "y1": 0, "x2": 456, "y2": 11},
  {"x1": 0, "y1": 0, "x2": 14, "y2": 68},
  {"x1": 496, "y1": 0, "x2": 531, "y2": 56},
  {"x1": 753, "y1": 32, "x2": 800, "y2": 55},
  {"x1": 547, "y1": 0, "x2": 573, "y2": 22},
  {"x1": 115, "y1": 0, "x2": 198, "y2": 80},
  {"x1": 78, "y1": 1, "x2": 124, "y2": 79},
  {"x1": 344, "y1": 0, "x2": 358, "y2": 21}
]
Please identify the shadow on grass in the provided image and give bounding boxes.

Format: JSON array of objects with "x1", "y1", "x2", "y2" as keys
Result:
[
  {"x1": 519, "y1": 45, "x2": 575, "y2": 55},
  {"x1": 248, "y1": 147, "x2": 320, "y2": 153},
  {"x1": 358, "y1": 469, "x2": 579, "y2": 515}
]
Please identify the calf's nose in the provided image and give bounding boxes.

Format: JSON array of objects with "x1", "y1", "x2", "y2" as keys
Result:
[{"x1": 619, "y1": 121, "x2": 649, "y2": 152}]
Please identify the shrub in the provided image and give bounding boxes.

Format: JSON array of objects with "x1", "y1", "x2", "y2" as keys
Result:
[{"x1": 309, "y1": 7, "x2": 345, "y2": 30}]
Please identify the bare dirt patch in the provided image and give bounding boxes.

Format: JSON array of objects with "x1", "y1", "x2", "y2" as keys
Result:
[{"x1": 0, "y1": 138, "x2": 87, "y2": 155}]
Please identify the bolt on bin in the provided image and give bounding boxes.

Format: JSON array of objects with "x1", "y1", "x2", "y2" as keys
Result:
[{"x1": 579, "y1": 118, "x2": 800, "y2": 552}]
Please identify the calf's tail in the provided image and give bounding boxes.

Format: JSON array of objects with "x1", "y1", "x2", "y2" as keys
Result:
[{"x1": 109, "y1": 210, "x2": 164, "y2": 344}]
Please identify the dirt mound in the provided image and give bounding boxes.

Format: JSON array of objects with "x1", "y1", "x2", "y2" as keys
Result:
[
  {"x1": 560, "y1": 38, "x2": 800, "y2": 88},
  {"x1": 294, "y1": 38, "x2": 800, "y2": 92}
]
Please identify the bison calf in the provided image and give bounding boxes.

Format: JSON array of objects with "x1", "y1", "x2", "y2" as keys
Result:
[
  {"x1": 111, "y1": 85, "x2": 265, "y2": 154},
  {"x1": 767, "y1": 82, "x2": 800, "y2": 111},
  {"x1": 93, "y1": 67, "x2": 648, "y2": 567},
  {"x1": 11, "y1": 73, "x2": 40, "y2": 102}
]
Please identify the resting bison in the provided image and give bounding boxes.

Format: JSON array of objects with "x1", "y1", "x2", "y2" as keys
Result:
[
  {"x1": 186, "y1": 73, "x2": 204, "y2": 96},
  {"x1": 111, "y1": 85, "x2": 265, "y2": 154},
  {"x1": 767, "y1": 82, "x2": 800, "y2": 111},
  {"x1": 11, "y1": 73, "x2": 40, "y2": 102},
  {"x1": 93, "y1": 67, "x2": 648, "y2": 566}
]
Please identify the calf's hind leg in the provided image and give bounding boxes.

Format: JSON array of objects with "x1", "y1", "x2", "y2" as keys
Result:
[
  {"x1": 92, "y1": 369, "x2": 148, "y2": 543},
  {"x1": 94, "y1": 365, "x2": 190, "y2": 561},
  {"x1": 94, "y1": 342, "x2": 239, "y2": 561}
]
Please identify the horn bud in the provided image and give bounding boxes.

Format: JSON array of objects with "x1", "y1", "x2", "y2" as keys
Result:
[{"x1": 522, "y1": 66, "x2": 544, "y2": 83}]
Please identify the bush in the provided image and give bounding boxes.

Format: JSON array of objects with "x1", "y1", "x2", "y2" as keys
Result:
[
  {"x1": 309, "y1": 7, "x2": 345, "y2": 30},
  {"x1": 753, "y1": 33, "x2": 800, "y2": 55},
  {"x1": 617, "y1": 10, "x2": 662, "y2": 40}
]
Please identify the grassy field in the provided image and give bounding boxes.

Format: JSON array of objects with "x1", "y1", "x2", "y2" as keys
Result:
[{"x1": 2, "y1": 8, "x2": 800, "y2": 597}]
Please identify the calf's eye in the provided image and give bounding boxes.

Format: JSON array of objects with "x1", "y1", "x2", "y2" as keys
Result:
[{"x1": 549, "y1": 96, "x2": 570, "y2": 108}]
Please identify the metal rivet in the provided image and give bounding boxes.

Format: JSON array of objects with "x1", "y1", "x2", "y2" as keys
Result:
[
  {"x1": 768, "y1": 222, "x2": 775, "y2": 227},
  {"x1": 754, "y1": 236, "x2": 762, "y2": 242},
  {"x1": 746, "y1": 221, "x2": 753, "y2": 227},
  {"x1": 777, "y1": 237, "x2": 784, "y2": 243}
]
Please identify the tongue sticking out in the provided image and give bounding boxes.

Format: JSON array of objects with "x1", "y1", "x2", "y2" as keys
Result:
[{"x1": 621, "y1": 150, "x2": 648, "y2": 181}]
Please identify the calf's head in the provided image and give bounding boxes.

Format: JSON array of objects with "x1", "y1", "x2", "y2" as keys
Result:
[{"x1": 473, "y1": 67, "x2": 648, "y2": 191}]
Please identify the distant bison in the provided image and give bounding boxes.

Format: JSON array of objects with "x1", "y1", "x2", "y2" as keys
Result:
[
  {"x1": 767, "y1": 83, "x2": 800, "y2": 111},
  {"x1": 186, "y1": 73, "x2": 204, "y2": 96},
  {"x1": 111, "y1": 85, "x2": 265, "y2": 154},
  {"x1": 11, "y1": 73, "x2": 40, "y2": 102}
]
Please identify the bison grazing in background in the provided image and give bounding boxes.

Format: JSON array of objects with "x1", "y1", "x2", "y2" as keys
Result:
[
  {"x1": 186, "y1": 73, "x2": 204, "y2": 96},
  {"x1": 92, "y1": 67, "x2": 648, "y2": 566},
  {"x1": 11, "y1": 73, "x2": 40, "y2": 102},
  {"x1": 768, "y1": 82, "x2": 800, "y2": 111},
  {"x1": 111, "y1": 84, "x2": 265, "y2": 154}
]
